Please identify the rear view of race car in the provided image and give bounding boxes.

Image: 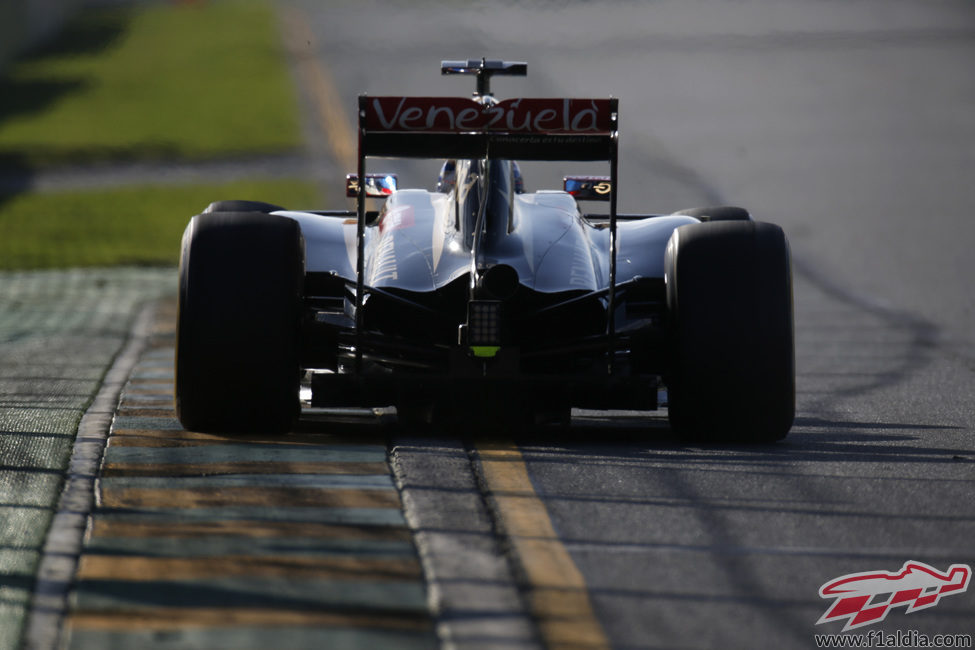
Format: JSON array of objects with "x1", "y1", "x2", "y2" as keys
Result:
[{"x1": 175, "y1": 58, "x2": 794, "y2": 442}]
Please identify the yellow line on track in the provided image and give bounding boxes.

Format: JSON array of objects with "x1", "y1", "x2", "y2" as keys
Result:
[
  {"x1": 477, "y1": 441, "x2": 611, "y2": 650},
  {"x1": 100, "y1": 461, "x2": 389, "y2": 477},
  {"x1": 89, "y1": 519, "x2": 414, "y2": 541},
  {"x1": 280, "y1": 6, "x2": 357, "y2": 170},
  {"x1": 77, "y1": 555, "x2": 422, "y2": 581},
  {"x1": 280, "y1": 10, "x2": 606, "y2": 647},
  {"x1": 99, "y1": 487, "x2": 401, "y2": 509},
  {"x1": 69, "y1": 608, "x2": 431, "y2": 632}
]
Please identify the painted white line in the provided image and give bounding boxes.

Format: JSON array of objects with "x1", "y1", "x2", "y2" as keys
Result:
[
  {"x1": 477, "y1": 441, "x2": 611, "y2": 650},
  {"x1": 390, "y1": 438, "x2": 538, "y2": 650}
]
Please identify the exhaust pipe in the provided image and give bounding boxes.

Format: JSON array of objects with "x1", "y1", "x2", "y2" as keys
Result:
[{"x1": 477, "y1": 264, "x2": 520, "y2": 300}]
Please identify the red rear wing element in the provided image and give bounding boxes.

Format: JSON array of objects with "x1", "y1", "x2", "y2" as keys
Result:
[{"x1": 359, "y1": 96, "x2": 618, "y2": 161}]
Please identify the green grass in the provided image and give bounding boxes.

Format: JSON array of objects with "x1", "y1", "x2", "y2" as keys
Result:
[
  {"x1": 0, "y1": 180, "x2": 321, "y2": 269},
  {"x1": 0, "y1": 0, "x2": 321, "y2": 271},
  {"x1": 0, "y1": 0, "x2": 302, "y2": 167}
]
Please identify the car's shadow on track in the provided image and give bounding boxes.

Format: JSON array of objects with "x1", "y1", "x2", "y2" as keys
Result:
[{"x1": 293, "y1": 406, "x2": 971, "y2": 468}]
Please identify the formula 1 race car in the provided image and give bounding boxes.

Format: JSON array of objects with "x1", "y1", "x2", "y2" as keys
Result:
[{"x1": 175, "y1": 59, "x2": 794, "y2": 442}]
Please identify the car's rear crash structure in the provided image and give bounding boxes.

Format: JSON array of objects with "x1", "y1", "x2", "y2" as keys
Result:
[{"x1": 175, "y1": 59, "x2": 794, "y2": 442}]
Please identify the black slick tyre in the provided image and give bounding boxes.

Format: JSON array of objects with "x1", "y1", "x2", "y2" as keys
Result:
[
  {"x1": 664, "y1": 220, "x2": 794, "y2": 442},
  {"x1": 176, "y1": 212, "x2": 304, "y2": 434},
  {"x1": 674, "y1": 206, "x2": 751, "y2": 222},
  {"x1": 204, "y1": 200, "x2": 285, "y2": 214}
]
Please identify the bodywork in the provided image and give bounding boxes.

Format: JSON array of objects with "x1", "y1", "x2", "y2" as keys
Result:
[{"x1": 280, "y1": 71, "x2": 701, "y2": 413}]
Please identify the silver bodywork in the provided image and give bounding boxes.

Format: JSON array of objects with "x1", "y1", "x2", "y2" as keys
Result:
[{"x1": 282, "y1": 191, "x2": 696, "y2": 294}]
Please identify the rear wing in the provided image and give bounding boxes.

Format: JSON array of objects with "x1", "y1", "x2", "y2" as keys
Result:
[{"x1": 359, "y1": 96, "x2": 618, "y2": 161}]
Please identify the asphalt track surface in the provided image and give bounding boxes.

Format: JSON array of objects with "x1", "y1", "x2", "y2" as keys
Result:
[
  {"x1": 9, "y1": 1, "x2": 975, "y2": 649},
  {"x1": 288, "y1": 1, "x2": 975, "y2": 647},
  {"x1": 0, "y1": 270, "x2": 175, "y2": 650}
]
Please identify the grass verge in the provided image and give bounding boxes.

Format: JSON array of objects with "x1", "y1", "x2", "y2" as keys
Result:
[
  {"x1": 0, "y1": 0, "x2": 302, "y2": 168},
  {"x1": 0, "y1": 180, "x2": 321, "y2": 269}
]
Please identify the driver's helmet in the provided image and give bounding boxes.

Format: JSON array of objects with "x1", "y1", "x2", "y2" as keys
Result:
[
  {"x1": 511, "y1": 161, "x2": 525, "y2": 194},
  {"x1": 437, "y1": 159, "x2": 524, "y2": 193},
  {"x1": 437, "y1": 160, "x2": 457, "y2": 193}
]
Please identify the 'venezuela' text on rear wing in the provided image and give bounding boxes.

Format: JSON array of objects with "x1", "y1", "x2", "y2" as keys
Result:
[{"x1": 358, "y1": 96, "x2": 618, "y2": 161}]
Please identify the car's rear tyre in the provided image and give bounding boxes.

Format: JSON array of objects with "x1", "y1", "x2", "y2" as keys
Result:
[
  {"x1": 664, "y1": 220, "x2": 794, "y2": 442},
  {"x1": 176, "y1": 212, "x2": 304, "y2": 434},
  {"x1": 673, "y1": 206, "x2": 751, "y2": 222},
  {"x1": 204, "y1": 200, "x2": 285, "y2": 214}
]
